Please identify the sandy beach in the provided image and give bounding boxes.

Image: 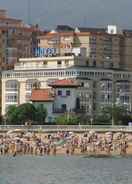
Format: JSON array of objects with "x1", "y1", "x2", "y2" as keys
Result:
[{"x1": 1, "y1": 130, "x2": 132, "y2": 157}]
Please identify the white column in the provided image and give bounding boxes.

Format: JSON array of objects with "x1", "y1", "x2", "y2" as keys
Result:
[
  {"x1": 2, "y1": 79, "x2": 6, "y2": 115},
  {"x1": 19, "y1": 81, "x2": 26, "y2": 104}
]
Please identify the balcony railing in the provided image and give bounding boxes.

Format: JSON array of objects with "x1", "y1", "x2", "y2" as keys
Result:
[
  {"x1": 53, "y1": 108, "x2": 67, "y2": 113},
  {"x1": 53, "y1": 108, "x2": 85, "y2": 114}
]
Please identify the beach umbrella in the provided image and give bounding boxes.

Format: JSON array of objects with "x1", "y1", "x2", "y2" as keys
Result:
[
  {"x1": 105, "y1": 132, "x2": 112, "y2": 135},
  {"x1": 105, "y1": 132, "x2": 113, "y2": 139},
  {"x1": 89, "y1": 130, "x2": 95, "y2": 135},
  {"x1": 7, "y1": 129, "x2": 25, "y2": 134},
  {"x1": 113, "y1": 132, "x2": 122, "y2": 140},
  {"x1": 14, "y1": 129, "x2": 25, "y2": 133},
  {"x1": 7, "y1": 130, "x2": 14, "y2": 135},
  {"x1": 24, "y1": 132, "x2": 33, "y2": 138},
  {"x1": 54, "y1": 140, "x2": 66, "y2": 146}
]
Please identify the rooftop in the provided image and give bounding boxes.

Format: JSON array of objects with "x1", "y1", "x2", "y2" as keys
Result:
[
  {"x1": 31, "y1": 89, "x2": 54, "y2": 102},
  {"x1": 77, "y1": 27, "x2": 106, "y2": 33},
  {"x1": 56, "y1": 25, "x2": 74, "y2": 32}
]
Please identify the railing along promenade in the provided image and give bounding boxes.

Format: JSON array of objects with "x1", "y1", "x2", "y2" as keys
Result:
[{"x1": 0, "y1": 125, "x2": 132, "y2": 133}]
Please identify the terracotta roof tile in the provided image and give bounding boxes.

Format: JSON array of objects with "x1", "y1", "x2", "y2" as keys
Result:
[{"x1": 31, "y1": 89, "x2": 54, "y2": 102}]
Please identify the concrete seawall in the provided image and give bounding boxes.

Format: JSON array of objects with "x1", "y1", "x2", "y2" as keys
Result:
[{"x1": 0, "y1": 125, "x2": 132, "y2": 133}]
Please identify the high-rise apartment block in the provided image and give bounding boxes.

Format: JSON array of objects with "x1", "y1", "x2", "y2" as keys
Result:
[
  {"x1": 37, "y1": 25, "x2": 132, "y2": 71},
  {"x1": 0, "y1": 9, "x2": 42, "y2": 70}
]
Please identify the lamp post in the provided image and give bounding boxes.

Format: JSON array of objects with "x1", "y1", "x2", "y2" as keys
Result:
[
  {"x1": 4, "y1": 117, "x2": 6, "y2": 126},
  {"x1": 108, "y1": 72, "x2": 116, "y2": 126},
  {"x1": 90, "y1": 117, "x2": 93, "y2": 128},
  {"x1": 111, "y1": 105, "x2": 114, "y2": 126},
  {"x1": 66, "y1": 109, "x2": 70, "y2": 122}
]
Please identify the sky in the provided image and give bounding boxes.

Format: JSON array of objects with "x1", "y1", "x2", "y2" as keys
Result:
[{"x1": 0, "y1": 0, "x2": 132, "y2": 30}]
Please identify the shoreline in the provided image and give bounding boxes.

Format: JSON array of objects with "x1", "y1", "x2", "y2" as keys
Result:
[
  {"x1": 1, "y1": 147, "x2": 132, "y2": 157},
  {"x1": 1, "y1": 131, "x2": 132, "y2": 157},
  {"x1": 1, "y1": 153, "x2": 132, "y2": 158}
]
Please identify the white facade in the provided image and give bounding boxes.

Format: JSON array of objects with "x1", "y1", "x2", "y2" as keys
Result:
[
  {"x1": 16, "y1": 56, "x2": 75, "y2": 70},
  {"x1": 2, "y1": 56, "x2": 77, "y2": 115},
  {"x1": 2, "y1": 56, "x2": 132, "y2": 117},
  {"x1": 53, "y1": 87, "x2": 78, "y2": 113}
]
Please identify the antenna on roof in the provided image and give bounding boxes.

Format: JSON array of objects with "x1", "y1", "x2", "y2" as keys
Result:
[
  {"x1": 83, "y1": 15, "x2": 87, "y2": 27},
  {"x1": 27, "y1": 0, "x2": 31, "y2": 25}
]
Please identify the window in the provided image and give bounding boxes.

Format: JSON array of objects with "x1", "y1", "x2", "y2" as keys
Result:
[
  {"x1": 100, "y1": 95, "x2": 105, "y2": 102},
  {"x1": 61, "y1": 104, "x2": 67, "y2": 111},
  {"x1": 26, "y1": 79, "x2": 40, "y2": 90},
  {"x1": 43, "y1": 61, "x2": 48, "y2": 65},
  {"x1": 81, "y1": 82, "x2": 84, "y2": 87},
  {"x1": 57, "y1": 60, "x2": 62, "y2": 65},
  {"x1": 66, "y1": 90, "x2": 70, "y2": 96},
  {"x1": 86, "y1": 59, "x2": 89, "y2": 66},
  {"x1": 65, "y1": 60, "x2": 69, "y2": 66},
  {"x1": 6, "y1": 80, "x2": 19, "y2": 92},
  {"x1": 5, "y1": 94, "x2": 18, "y2": 103},
  {"x1": 58, "y1": 90, "x2": 62, "y2": 96}
]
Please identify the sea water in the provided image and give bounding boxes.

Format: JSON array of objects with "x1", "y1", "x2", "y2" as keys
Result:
[{"x1": 0, "y1": 155, "x2": 132, "y2": 184}]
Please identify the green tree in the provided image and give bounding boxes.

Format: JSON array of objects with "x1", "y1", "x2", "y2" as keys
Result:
[
  {"x1": 55, "y1": 114, "x2": 80, "y2": 125},
  {"x1": 35, "y1": 104, "x2": 47, "y2": 124},
  {"x1": 112, "y1": 106, "x2": 132, "y2": 125},
  {"x1": 17, "y1": 103, "x2": 36, "y2": 123},
  {"x1": 95, "y1": 105, "x2": 132, "y2": 125},
  {"x1": 5, "y1": 105, "x2": 18, "y2": 124},
  {"x1": 5, "y1": 103, "x2": 47, "y2": 125}
]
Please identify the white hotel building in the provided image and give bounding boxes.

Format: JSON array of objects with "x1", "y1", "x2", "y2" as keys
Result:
[{"x1": 1, "y1": 55, "x2": 132, "y2": 118}]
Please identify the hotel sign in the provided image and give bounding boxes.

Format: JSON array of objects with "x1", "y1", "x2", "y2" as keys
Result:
[{"x1": 34, "y1": 47, "x2": 56, "y2": 57}]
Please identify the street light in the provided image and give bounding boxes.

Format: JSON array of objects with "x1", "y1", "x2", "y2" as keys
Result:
[{"x1": 90, "y1": 117, "x2": 93, "y2": 128}]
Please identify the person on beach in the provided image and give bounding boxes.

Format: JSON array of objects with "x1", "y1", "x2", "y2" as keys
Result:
[
  {"x1": 53, "y1": 145, "x2": 57, "y2": 155},
  {"x1": 0, "y1": 131, "x2": 132, "y2": 157}
]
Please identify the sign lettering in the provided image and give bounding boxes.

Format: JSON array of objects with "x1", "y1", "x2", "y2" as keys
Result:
[{"x1": 34, "y1": 48, "x2": 56, "y2": 57}]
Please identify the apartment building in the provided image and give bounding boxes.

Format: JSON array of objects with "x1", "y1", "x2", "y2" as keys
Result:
[
  {"x1": 0, "y1": 28, "x2": 5, "y2": 67},
  {"x1": 0, "y1": 9, "x2": 42, "y2": 70},
  {"x1": 37, "y1": 26, "x2": 74, "y2": 56},
  {"x1": 1, "y1": 56, "x2": 132, "y2": 120},
  {"x1": 37, "y1": 25, "x2": 132, "y2": 71},
  {"x1": 1, "y1": 55, "x2": 76, "y2": 115},
  {"x1": 120, "y1": 30, "x2": 132, "y2": 70}
]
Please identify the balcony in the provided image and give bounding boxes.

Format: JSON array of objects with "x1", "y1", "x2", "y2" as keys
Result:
[{"x1": 53, "y1": 108, "x2": 67, "y2": 113}]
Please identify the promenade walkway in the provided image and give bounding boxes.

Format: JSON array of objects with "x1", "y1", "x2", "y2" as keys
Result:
[{"x1": 0, "y1": 125, "x2": 132, "y2": 133}]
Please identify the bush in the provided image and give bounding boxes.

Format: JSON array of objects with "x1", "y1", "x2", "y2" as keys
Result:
[
  {"x1": 55, "y1": 114, "x2": 80, "y2": 125},
  {"x1": 5, "y1": 103, "x2": 47, "y2": 125}
]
